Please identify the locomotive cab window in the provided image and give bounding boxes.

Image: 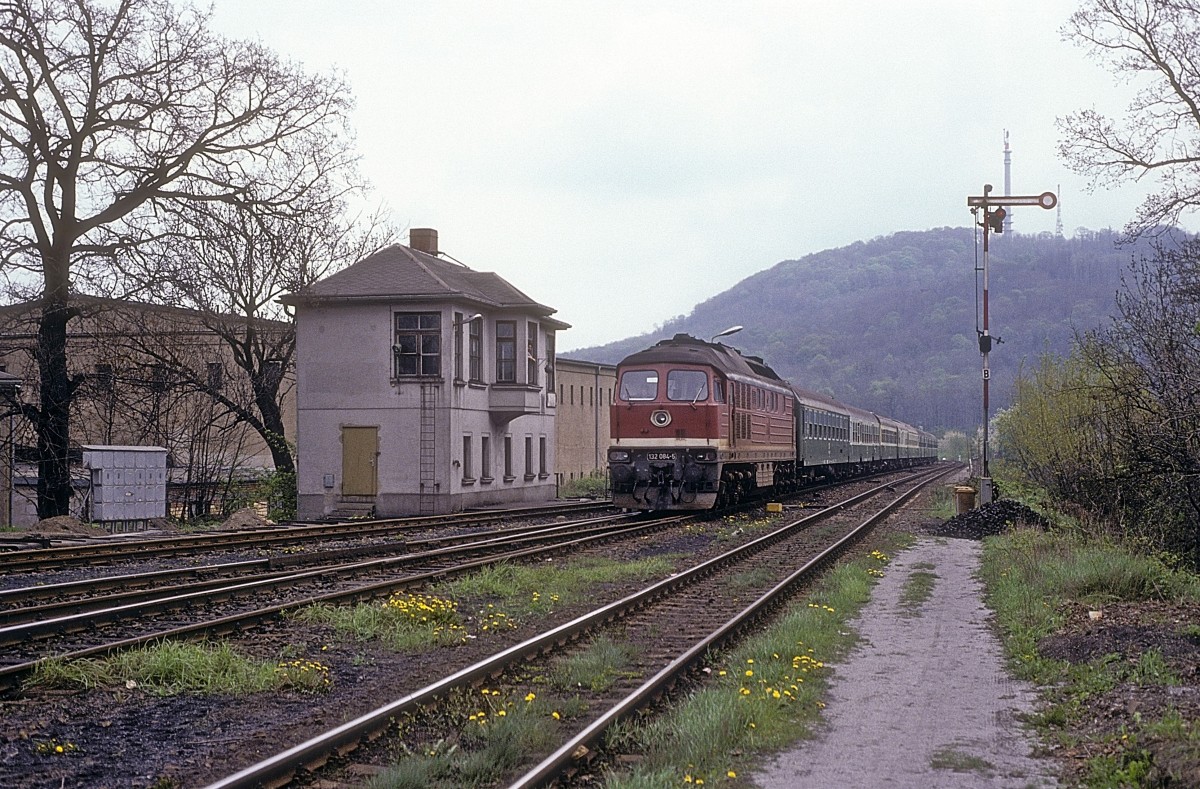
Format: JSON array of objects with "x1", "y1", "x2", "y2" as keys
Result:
[
  {"x1": 619, "y1": 370, "x2": 658, "y2": 401},
  {"x1": 667, "y1": 370, "x2": 708, "y2": 402}
]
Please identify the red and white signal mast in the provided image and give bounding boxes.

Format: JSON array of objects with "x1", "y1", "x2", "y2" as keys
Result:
[{"x1": 966, "y1": 184, "x2": 1057, "y2": 503}]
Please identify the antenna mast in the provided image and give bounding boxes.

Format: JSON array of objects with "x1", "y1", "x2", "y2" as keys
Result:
[
  {"x1": 1055, "y1": 184, "x2": 1064, "y2": 237},
  {"x1": 1003, "y1": 131, "x2": 1013, "y2": 233}
]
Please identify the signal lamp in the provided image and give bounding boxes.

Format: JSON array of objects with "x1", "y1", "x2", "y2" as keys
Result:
[{"x1": 987, "y1": 207, "x2": 1006, "y2": 233}]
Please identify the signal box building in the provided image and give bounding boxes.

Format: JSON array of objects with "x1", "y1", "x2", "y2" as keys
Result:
[{"x1": 283, "y1": 229, "x2": 569, "y2": 518}]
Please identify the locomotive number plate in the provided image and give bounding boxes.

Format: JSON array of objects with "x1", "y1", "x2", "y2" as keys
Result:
[{"x1": 646, "y1": 453, "x2": 676, "y2": 461}]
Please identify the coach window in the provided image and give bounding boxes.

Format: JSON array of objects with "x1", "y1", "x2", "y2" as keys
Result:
[
  {"x1": 394, "y1": 312, "x2": 441, "y2": 377},
  {"x1": 619, "y1": 370, "x2": 658, "y2": 401},
  {"x1": 496, "y1": 321, "x2": 516, "y2": 382},
  {"x1": 712, "y1": 379, "x2": 725, "y2": 403}
]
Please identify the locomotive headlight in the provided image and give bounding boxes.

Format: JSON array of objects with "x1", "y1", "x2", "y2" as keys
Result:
[
  {"x1": 650, "y1": 410, "x2": 672, "y2": 428},
  {"x1": 608, "y1": 450, "x2": 630, "y2": 463}
]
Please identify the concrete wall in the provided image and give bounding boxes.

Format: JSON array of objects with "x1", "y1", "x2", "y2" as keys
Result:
[{"x1": 554, "y1": 357, "x2": 616, "y2": 481}]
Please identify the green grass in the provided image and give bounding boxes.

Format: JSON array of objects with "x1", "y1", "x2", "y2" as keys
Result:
[
  {"x1": 549, "y1": 636, "x2": 639, "y2": 692},
  {"x1": 294, "y1": 556, "x2": 675, "y2": 654},
  {"x1": 929, "y1": 745, "x2": 994, "y2": 774},
  {"x1": 438, "y1": 555, "x2": 675, "y2": 616},
  {"x1": 24, "y1": 640, "x2": 321, "y2": 695},
  {"x1": 366, "y1": 687, "x2": 575, "y2": 789},
  {"x1": 929, "y1": 485, "x2": 957, "y2": 520},
  {"x1": 293, "y1": 591, "x2": 468, "y2": 651},
  {"x1": 712, "y1": 512, "x2": 785, "y2": 541},
  {"x1": 600, "y1": 536, "x2": 913, "y2": 787},
  {"x1": 898, "y1": 569, "x2": 938, "y2": 617},
  {"x1": 559, "y1": 473, "x2": 608, "y2": 498},
  {"x1": 980, "y1": 520, "x2": 1200, "y2": 786}
]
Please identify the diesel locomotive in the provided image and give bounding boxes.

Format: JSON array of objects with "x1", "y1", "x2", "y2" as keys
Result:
[{"x1": 606, "y1": 333, "x2": 937, "y2": 510}]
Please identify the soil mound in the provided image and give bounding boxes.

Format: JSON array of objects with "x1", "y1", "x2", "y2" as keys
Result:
[
  {"x1": 219, "y1": 507, "x2": 273, "y2": 531},
  {"x1": 25, "y1": 515, "x2": 107, "y2": 538}
]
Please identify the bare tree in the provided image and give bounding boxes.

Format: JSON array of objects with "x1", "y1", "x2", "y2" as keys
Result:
[
  {"x1": 1059, "y1": 0, "x2": 1200, "y2": 235},
  {"x1": 0, "y1": 0, "x2": 359, "y2": 517},
  {"x1": 120, "y1": 191, "x2": 398, "y2": 477}
]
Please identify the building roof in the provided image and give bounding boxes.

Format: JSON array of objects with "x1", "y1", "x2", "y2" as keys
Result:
[
  {"x1": 282, "y1": 243, "x2": 570, "y2": 328},
  {"x1": 0, "y1": 294, "x2": 292, "y2": 332}
]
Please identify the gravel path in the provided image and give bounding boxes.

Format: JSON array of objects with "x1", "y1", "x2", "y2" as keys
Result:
[{"x1": 754, "y1": 537, "x2": 1059, "y2": 788}]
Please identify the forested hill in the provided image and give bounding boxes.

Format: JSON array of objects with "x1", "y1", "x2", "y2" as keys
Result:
[{"x1": 569, "y1": 227, "x2": 1155, "y2": 434}]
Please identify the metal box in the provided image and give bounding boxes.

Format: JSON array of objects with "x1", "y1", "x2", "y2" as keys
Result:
[{"x1": 82, "y1": 445, "x2": 168, "y2": 524}]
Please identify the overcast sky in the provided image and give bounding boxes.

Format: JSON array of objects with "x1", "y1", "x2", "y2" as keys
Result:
[{"x1": 211, "y1": 1, "x2": 1165, "y2": 351}]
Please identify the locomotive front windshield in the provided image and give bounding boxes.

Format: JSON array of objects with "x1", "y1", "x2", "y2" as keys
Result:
[
  {"x1": 619, "y1": 370, "x2": 659, "y2": 401},
  {"x1": 666, "y1": 369, "x2": 708, "y2": 402}
]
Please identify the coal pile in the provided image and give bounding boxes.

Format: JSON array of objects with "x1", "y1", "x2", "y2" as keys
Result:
[{"x1": 926, "y1": 498, "x2": 1050, "y2": 540}]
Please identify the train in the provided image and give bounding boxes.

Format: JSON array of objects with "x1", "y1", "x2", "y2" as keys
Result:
[{"x1": 606, "y1": 333, "x2": 938, "y2": 510}]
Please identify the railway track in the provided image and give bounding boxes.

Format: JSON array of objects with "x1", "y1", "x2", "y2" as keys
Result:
[
  {"x1": 0, "y1": 500, "x2": 613, "y2": 575},
  {"x1": 0, "y1": 509, "x2": 675, "y2": 691},
  {"x1": 202, "y1": 465, "x2": 954, "y2": 788}
]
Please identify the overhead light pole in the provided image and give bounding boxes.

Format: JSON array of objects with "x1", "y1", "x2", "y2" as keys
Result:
[
  {"x1": 710, "y1": 325, "x2": 743, "y2": 343},
  {"x1": 966, "y1": 185, "x2": 1057, "y2": 504}
]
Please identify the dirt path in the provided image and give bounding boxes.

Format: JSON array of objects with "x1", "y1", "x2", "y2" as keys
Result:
[{"x1": 753, "y1": 537, "x2": 1059, "y2": 788}]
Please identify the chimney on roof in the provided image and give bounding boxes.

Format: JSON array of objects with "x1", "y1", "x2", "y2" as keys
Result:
[{"x1": 409, "y1": 228, "x2": 438, "y2": 255}]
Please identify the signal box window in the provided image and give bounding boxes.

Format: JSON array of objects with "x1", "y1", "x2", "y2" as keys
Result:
[
  {"x1": 667, "y1": 370, "x2": 708, "y2": 402},
  {"x1": 496, "y1": 321, "x2": 516, "y2": 382},
  {"x1": 394, "y1": 312, "x2": 441, "y2": 377},
  {"x1": 468, "y1": 318, "x2": 482, "y2": 382},
  {"x1": 527, "y1": 322, "x2": 539, "y2": 385},
  {"x1": 619, "y1": 370, "x2": 658, "y2": 401}
]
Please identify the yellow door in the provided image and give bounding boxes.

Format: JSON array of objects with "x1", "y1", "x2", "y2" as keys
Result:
[{"x1": 341, "y1": 426, "x2": 378, "y2": 496}]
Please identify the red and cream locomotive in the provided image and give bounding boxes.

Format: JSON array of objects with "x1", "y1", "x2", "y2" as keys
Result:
[{"x1": 606, "y1": 333, "x2": 937, "y2": 510}]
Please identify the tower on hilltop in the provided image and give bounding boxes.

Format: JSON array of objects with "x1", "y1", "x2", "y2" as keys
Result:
[{"x1": 1003, "y1": 131, "x2": 1013, "y2": 233}]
